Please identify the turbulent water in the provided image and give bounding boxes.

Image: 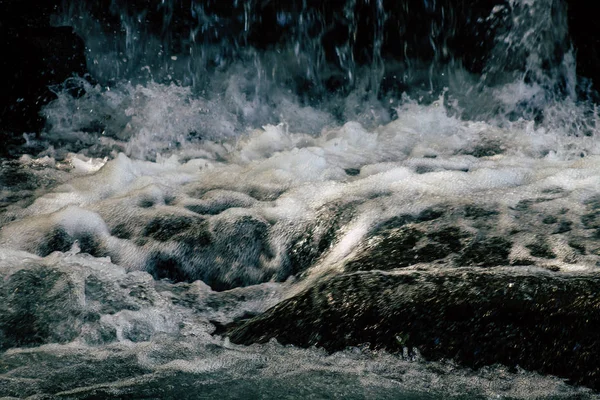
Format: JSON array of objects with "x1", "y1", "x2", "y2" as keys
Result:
[{"x1": 2, "y1": 0, "x2": 600, "y2": 398}]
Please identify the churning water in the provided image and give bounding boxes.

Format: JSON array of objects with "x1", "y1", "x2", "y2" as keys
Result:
[{"x1": 2, "y1": 0, "x2": 600, "y2": 398}]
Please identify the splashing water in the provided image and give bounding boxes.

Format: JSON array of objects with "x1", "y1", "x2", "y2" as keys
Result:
[{"x1": 2, "y1": 0, "x2": 600, "y2": 398}]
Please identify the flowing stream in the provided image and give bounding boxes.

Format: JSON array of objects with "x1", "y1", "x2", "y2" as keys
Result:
[{"x1": 1, "y1": 0, "x2": 600, "y2": 398}]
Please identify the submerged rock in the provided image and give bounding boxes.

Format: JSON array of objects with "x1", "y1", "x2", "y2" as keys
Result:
[
  {"x1": 0, "y1": 263, "x2": 83, "y2": 349},
  {"x1": 0, "y1": 251, "x2": 166, "y2": 350},
  {"x1": 229, "y1": 267, "x2": 600, "y2": 390}
]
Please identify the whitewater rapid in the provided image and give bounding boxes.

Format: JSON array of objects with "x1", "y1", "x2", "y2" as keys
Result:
[{"x1": 3, "y1": 0, "x2": 600, "y2": 396}]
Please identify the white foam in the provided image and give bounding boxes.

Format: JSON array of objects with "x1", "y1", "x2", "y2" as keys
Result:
[{"x1": 2, "y1": 82, "x2": 600, "y2": 289}]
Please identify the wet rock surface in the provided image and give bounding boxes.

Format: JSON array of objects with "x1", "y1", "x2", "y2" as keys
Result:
[
  {"x1": 5, "y1": 250, "x2": 593, "y2": 399},
  {"x1": 0, "y1": 253, "x2": 160, "y2": 351},
  {"x1": 345, "y1": 193, "x2": 600, "y2": 273},
  {"x1": 2, "y1": 188, "x2": 600, "y2": 398},
  {"x1": 224, "y1": 190, "x2": 600, "y2": 390},
  {"x1": 229, "y1": 267, "x2": 600, "y2": 390},
  {"x1": 1, "y1": 1, "x2": 600, "y2": 398},
  {"x1": 0, "y1": 248, "x2": 285, "y2": 352}
]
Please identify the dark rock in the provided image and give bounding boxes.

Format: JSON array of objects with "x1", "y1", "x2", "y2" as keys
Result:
[
  {"x1": 288, "y1": 202, "x2": 356, "y2": 276},
  {"x1": 542, "y1": 187, "x2": 567, "y2": 195},
  {"x1": 140, "y1": 212, "x2": 277, "y2": 290},
  {"x1": 0, "y1": 257, "x2": 160, "y2": 351},
  {"x1": 123, "y1": 320, "x2": 154, "y2": 342},
  {"x1": 84, "y1": 275, "x2": 141, "y2": 314},
  {"x1": 111, "y1": 223, "x2": 133, "y2": 240},
  {"x1": 463, "y1": 205, "x2": 500, "y2": 220},
  {"x1": 416, "y1": 206, "x2": 446, "y2": 222},
  {"x1": 413, "y1": 165, "x2": 438, "y2": 174},
  {"x1": 465, "y1": 140, "x2": 506, "y2": 158},
  {"x1": 512, "y1": 198, "x2": 555, "y2": 212},
  {"x1": 0, "y1": 265, "x2": 83, "y2": 349},
  {"x1": 37, "y1": 226, "x2": 108, "y2": 258},
  {"x1": 345, "y1": 226, "x2": 424, "y2": 272},
  {"x1": 346, "y1": 215, "x2": 510, "y2": 272},
  {"x1": 229, "y1": 268, "x2": 600, "y2": 390},
  {"x1": 0, "y1": 163, "x2": 38, "y2": 191},
  {"x1": 427, "y1": 227, "x2": 466, "y2": 252},
  {"x1": 376, "y1": 214, "x2": 417, "y2": 231},
  {"x1": 38, "y1": 227, "x2": 74, "y2": 256},
  {"x1": 542, "y1": 215, "x2": 558, "y2": 224},
  {"x1": 147, "y1": 251, "x2": 191, "y2": 283},
  {"x1": 569, "y1": 240, "x2": 586, "y2": 254},
  {"x1": 584, "y1": 195, "x2": 600, "y2": 210},
  {"x1": 142, "y1": 214, "x2": 211, "y2": 246},
  {"x1": 581, "y1": 212, "x2": 600, "y2": 229},
  {"x1": 526, "y1": 240, "x2": 556, "y2": 259},
  {"x1": 553, "y1": 220, "x2": 573, "y2": 234},
  {"x1": 184, "y1": 190, "x2": 257, "y2": 215},
  {"x1": 202, "y1": 214, "x2": 275, "y2": 290},
  {"x1": 456, "y1": 236, "x2": 512, "y2": 266}
]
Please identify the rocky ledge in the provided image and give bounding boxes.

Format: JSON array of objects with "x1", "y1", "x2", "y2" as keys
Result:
[{"x1": 229, "y1": 266, "x2": 600, "y2": 390}]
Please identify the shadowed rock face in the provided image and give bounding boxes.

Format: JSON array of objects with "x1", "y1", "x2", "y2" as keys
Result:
[{"x1": 228, "y1": 268, "x2": 600, "y2": 389}]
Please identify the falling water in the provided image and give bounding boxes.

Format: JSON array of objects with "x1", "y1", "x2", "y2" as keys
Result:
[{"x1": 2, "y1": 0, "x2": 600, "y2": 398}]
